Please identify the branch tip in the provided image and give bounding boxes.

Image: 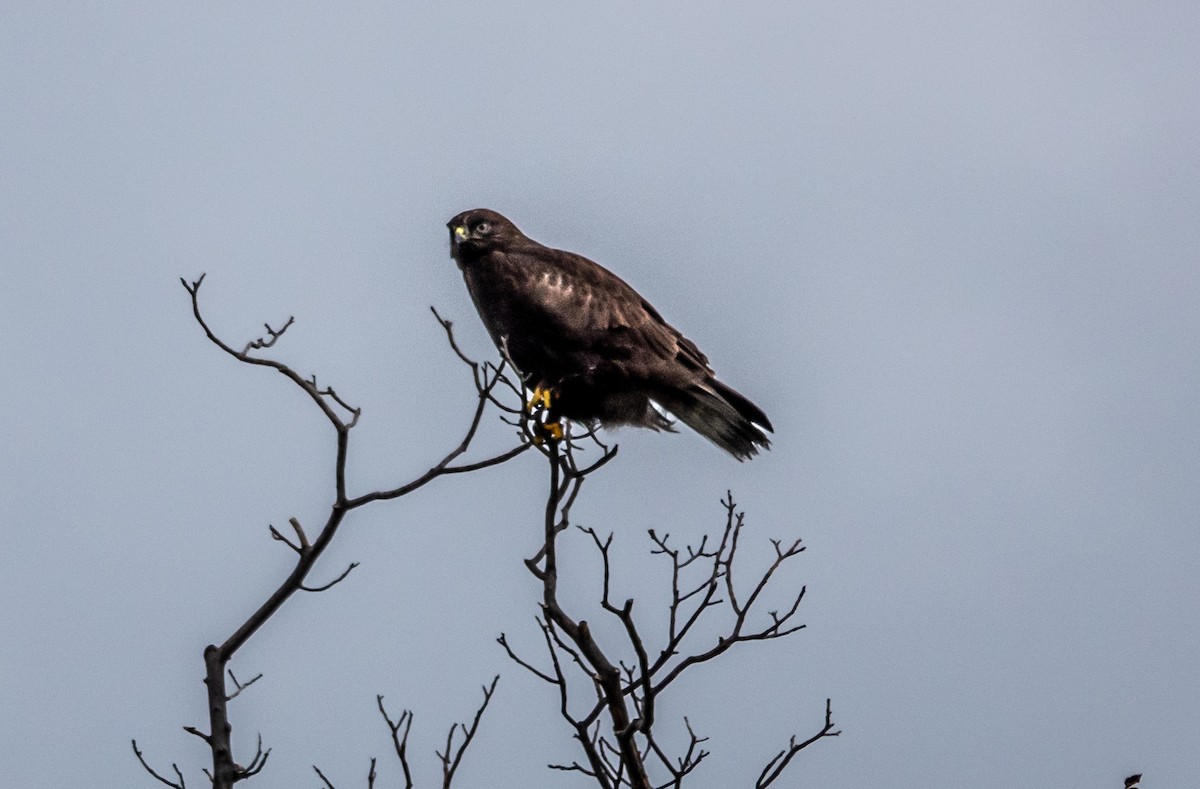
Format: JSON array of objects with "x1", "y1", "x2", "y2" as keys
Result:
[
  {"x1": 299, "y1": 561, "x2": 360, "y2": 592},
  {"x1": 131, "y1": 739, "x2": 187, "y2": 789}
]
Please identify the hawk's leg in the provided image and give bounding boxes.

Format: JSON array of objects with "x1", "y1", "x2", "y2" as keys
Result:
[
  {"x1": 528, "y1": 385, "x2": 565, "y2": 443},
  {"x1": 529, "y1": 385, "x2": 554, "y2": 413}
]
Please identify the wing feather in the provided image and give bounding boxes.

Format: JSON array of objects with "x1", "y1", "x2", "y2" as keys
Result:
[{"x1": 514, "y1": 244, "x2": 712, "y2": 377}]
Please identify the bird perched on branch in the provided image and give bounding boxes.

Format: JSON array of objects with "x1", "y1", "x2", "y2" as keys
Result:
[{"x1": 447, "y1": 208, "x2": 773, "y2": 460}]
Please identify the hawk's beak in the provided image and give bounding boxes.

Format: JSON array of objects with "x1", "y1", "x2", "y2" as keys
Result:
[{"x1": 452, "y1": 225, "x2": 469, "y2": 243}]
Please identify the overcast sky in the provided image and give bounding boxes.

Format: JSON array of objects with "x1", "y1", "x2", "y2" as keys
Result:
[{"x1": 3, "y1": 2, "x2": 1199, "y2": 787}]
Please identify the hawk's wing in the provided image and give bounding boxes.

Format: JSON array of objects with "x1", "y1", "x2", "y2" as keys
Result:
[{"x1": 514, "y1": 243, "x2": 713, "y2": 378}]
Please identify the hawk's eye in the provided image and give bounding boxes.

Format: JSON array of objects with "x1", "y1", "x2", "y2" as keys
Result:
[{"x1": 474, "y1": 221, "x2": 491, "y2": 235}]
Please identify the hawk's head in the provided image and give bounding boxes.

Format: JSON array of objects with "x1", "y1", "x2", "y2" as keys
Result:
[{"x1": 448, "y1": 208, "x2": 522, "y2": 262}]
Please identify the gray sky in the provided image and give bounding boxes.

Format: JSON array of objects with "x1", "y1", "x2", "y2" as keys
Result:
[{"x1": 3, "y1": 2, "x2": 1199, "y2": 787}]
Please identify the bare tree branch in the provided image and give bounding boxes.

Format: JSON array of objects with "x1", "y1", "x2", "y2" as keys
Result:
[
  {"x1": 376, "y1": 695, "x2": 415, "y2": 789},
  {"x1": 342, "y1": 357, "x2": 533, "y2": 508},
  {"x1": 313, "y1": 764, "x2": 337, "y2": 789},
  {"x1": 150, "y1": 276, "x2": 832, "y2": 788},
  {"x1": 182, "y1": 726, "x2": 210, "y2": 745},
  {"x1": 242, "y1": 317, "x2": 295, "y2": 354},
  {"x1": 756, "y1": 698, "x2": 840, "y2": 787},
  {"x1": 299, "y1": 561, "x2": 360, "y2": 592},
  {"x1": 437, "y1": 675, "x2": 501, "y2": 788},
  {"x1": 141, "y1": 279, "x2": 530, "y2": 788},
  {"x1": 513, "y1": 438, "x2": 830, "y2": 787},
  {"x1": 531, "y1": 440, "x2": 652, "y2": 788},
  {"x1": 239, "y1": 734, "x2": 270, "y2": 779},
  {"x1": 268, "y1": 524, "x2": 302, "y2": 555},
  {"x1": 498, "y1": 631, "x2": 557, "y2": 684},
  {"x1": 224, "y1": 670, "x2": 262, "y2": 702},
  {"x1": 131, "y1": 740, "x2": 186, "y2": 789}
]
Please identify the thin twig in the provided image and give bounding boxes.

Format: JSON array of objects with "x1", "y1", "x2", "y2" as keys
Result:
[
  {"x1": 437, "y1": 675, "x2": 500, "y2": 788},
  {"x1": 299, "y1": 562, "x2": 360, "y2": 592},
  {"x1": 313, "y1": 764, "x2": 337, "y2": 789},
  {"x1": 236, "y1": 733, "x2": 270, "y2": 780},
  {"x1": 377, "y1": 696, "x2": 415, "y2": 789},
  {"x1": 756, "y1": 699, "x2": 840, "y2": 787},
  {"x1": 225, "y1": 670, "x2": 263, "y2": 702},
  {"x1": 498, "y1": 631, "x2": 557, "y2": 684},
  {"x1": 242, "y1": 317, "x2": 295, "y2": 354},
  {"x1": 131, "y1": 740, "x2": 186, "y2": 789}
]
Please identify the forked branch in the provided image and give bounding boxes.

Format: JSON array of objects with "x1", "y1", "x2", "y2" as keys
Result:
[
  {"x1": 437, "y1": 675, "x2": 501, "y2": 788},
  {"x1": 136, "y1": 277, "x2": 530, "y2": 788},
  {"x1": 504, "y1": 438, "x2": 832, "y2": 787},
  {"x1": 756, "y1": 698, "x2": 840, "y2": 787},
  {"x1": 131, "y1": 740, "x2": 186, "y2": 789}
]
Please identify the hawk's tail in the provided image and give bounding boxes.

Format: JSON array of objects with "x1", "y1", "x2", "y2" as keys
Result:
[{"x1": 656, "y1": 379, "x2": 773, "y2": 461}]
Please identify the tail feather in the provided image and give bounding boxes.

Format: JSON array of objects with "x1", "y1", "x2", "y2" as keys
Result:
[{"x1": 655, "y1": 379, "x2": 773, "y2": 461}]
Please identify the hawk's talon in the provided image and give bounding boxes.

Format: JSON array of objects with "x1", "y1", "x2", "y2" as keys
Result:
[
  {"x1": 531, "y1": 419, "x2": 565, "y2": 445},
  {"x1": 528, "y1": 385, "x2": 555, "y2": 413},
  {"x1": 525, "y1": 385, "x2": 563, "y2": 443}
]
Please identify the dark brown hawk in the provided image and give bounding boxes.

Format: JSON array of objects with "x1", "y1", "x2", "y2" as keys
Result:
[{"x1": 448, "y1": 209, "x2": 773, "y2": 460}]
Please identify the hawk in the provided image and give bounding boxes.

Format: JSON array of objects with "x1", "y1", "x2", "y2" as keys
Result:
[{"x1": 448, "y1": 209, "x2": 773, "y2": 460}]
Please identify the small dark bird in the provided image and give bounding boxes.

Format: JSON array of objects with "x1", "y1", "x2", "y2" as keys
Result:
[
  {"x1": 1125, "y1": 774, "x2": 1142, "y2": 788},
  {"x1": 447, "y1": 209, "x2": 772, "y2": 460}
]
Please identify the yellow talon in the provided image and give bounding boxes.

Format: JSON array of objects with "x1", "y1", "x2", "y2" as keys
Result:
[
  {"x1": 532, "y1": 420, "x2": 564, "y2": 444},
  {"x1": 528, "y1": 385, "x2": 554, "y2": 412},
  {"x1": 530, "y1": 417, "x2": 561, "y2": 441},
  {"x1": 526, "y1": 385, "x2": 562, "y2": 443}
]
